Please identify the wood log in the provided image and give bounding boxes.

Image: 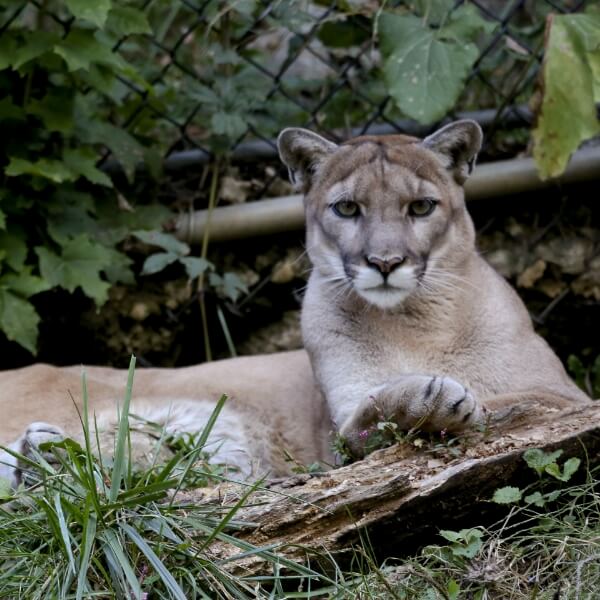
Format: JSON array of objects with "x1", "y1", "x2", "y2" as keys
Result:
[{"x1": 184, "y1": 404, "x2": 600, "y2": 574}]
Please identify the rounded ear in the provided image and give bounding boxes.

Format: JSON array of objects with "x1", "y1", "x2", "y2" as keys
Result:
[
  {"x1": 422, "y1": 120, "x2": 483, "y2": 184},
  {"x1": 277, "y1": 128, "x2": 338, "y2": 192}
]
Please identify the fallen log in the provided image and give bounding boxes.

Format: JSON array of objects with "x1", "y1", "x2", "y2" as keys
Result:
[{"x1": 186, "y1": 403, "x2": 600, "y2": 574}]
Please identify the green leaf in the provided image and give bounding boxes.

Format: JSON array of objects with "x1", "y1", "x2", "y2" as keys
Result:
[
  {"x1": 5, "y1": 157, "x2": 74, "y2": 183},
  {"x1": 442, "y1": 3, "x2": 495, "y2": 40},
  {"x1": 524, "y1": 491, "x2": 546, "y2": 507},
  {"x1": 81, "y1": 121, "x2": 145, "y2": 183},
  {"x1": 221, "y1": 272, "x2": 248, "y2": 302},
  {"x1": 211, "y1": 111, "x2": 248, "y2": 140},
  {"x1": 54, "y1": 30, "x2": 125, "y2": 72},
  {"x1": 447, "y1": 578, "x2": 460, "y2": 600},
  {"x1": 0, "y1": 476, "x2": 12, "y2": 500},
  {"x1": 1, "y1": 270, "x2": 50, "y2": 297},
  {"x1": 492, "y1": 486, "x2": 522, "y2": 504},
  {"x1": 103, "y1": 248, "x2": 134, "y2": 285},
  {"x1": 27, "y1": 88, "x2": 74, "y2": 133},
  {"x1": 533, "y1": 13, "x2": 600, "y2": 179},
  {"x1": 0, "y1": 229, "x2": 27, "y2": 271},
  {"x1": 0, "y1": 210, "x2": 5, "y2": 230},
  {"x1": 0, "y1": 97, "x2": 26, "y2": 121},
  {"x1": 35, "y1": 235, "x2": 112, "y2": 305},
  {"x1": 0, "y1": 33, "x2": 17, "y2": 69},
  {"x1": 106, "y1": 6, "x2": 152, "y2": 36},
  {"x1": 12, "y1": 31, "x2": 58, "y2": 70},
  {"x1": 141, "y1": 252, "x2": 179, "y2": 275},
  {"x1": 0, "y1": 288, "x2": 40, "y2": 353},
  {"x1": 65, "y1": 0, "x2": 111, "y2": 28},
  {"x1": 180, "y1": 256, "x2": 213, "y2": 279},
  {"x1": 523, "y1": 448, "x2": 563, "y2": 475},
  {"x1": 133, "y1": 230, "x2": 189, "y2": 256},
  {"x1": 63, "y1": 147, "x2": 113, "y2": 187},
  {"x1": 546, "y1": 457, "x2": 581, "y2": 482},
  {"x1": 379, "y1": 11, "x2": 480, "y2": 124},
  {"x1": 414, "y1": 0, "x2": 454, "y2": 25}
]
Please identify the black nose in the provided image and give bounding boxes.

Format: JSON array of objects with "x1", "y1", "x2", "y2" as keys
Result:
[{"x1": 365, "y1": 255, "x2": 405, "y2": 275}]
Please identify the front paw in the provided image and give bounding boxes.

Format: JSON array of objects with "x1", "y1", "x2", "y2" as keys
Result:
[
  {"x1": 339, "y1": 375, "x2": 485, "y2": 457},
  {"x1": 415, "y1": 376, "x2": 485, "y2": 431}
]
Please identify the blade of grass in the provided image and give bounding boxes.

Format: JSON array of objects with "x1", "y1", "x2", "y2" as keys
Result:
[
  {"x1": 53, "y1": 492, "x2": 76, "y2": 576},
  {"x1": 217, "y1": 305, "x2": 237, "y2": 357},
  {"x1": 100, "y1": 528, "x2": 143, "y2": 599},
  {"x1": 110, "y1": 355, "x2": 136, "y2": 503},
  {"x1": 76, "y1": 501, "x2": 97, "y2": 600},
  {"x1": 121, "y1": 522, "x2": 187, "y2": 600}
]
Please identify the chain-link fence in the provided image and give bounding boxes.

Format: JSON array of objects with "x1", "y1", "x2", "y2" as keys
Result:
[{"x1": 2, "y1": 0, "x2": 588, "y2": 183}]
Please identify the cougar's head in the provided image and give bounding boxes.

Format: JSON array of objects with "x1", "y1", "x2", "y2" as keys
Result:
[{"x1": 278, "y1": 121, "x2": 482, "y2": 309}]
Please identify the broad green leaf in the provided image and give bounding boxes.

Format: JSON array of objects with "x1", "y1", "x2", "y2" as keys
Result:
[
  {"x1": 0, "y1": 229, "x2": 27, "y2": 271},
  {"x1": 523, "y1": 448, "x2": 563, "y2": 475},
  {"x1": 47, "y1": 203, "x2": 100, "y2": 246},
  {"x1": 0, "y1": 476, "x2": 12, "y2": 499},
  {"x1": 1, "y1": 270, "x2": 50, "y2": 297},
  {"x1": 106, "y1": 6, "x2": 152, "y2": 36},
  {"x1": 12, "y1": 31, "x2": 58, "y2": 70},
  {"x1": 379, "y1": 12, "x2": 480, "y2": 124},
  {"x1": 0, "y1": 97, "x2": 25, "y2": 121},
  {"x1": 546, "y1": 457, "x2": 581, "y2": 482},
  {"x1": 414, "y1": 0, "x2": 454, "y2": 25},
  {"x1": 442, "y1": 3, "x2": 495, "y2": 40},
  {"x1": 5, "y1": 157, "x2": 74, "y2": 183},
  {"x1": 81, "y1": 121, "x2": 145, "y2": 183},
  {"x1": 54, "y1": 30, "x2": 125, "y2": 72},
  {"x1": 27, "y1": 88, "x2": 74, "y2": 133},
  {"x1": 211, "y1": 111, "x2": 248, "y2": 140},
  {"x1": 447, "y1": 579, "x2": 460, "y2": 600},
  {"x1": 103, "y1": 248, "x2": 135, "y2": 285},
  {"x1": 133, "y1": 231, "x2": 189, "y2": 255},
  {"x1": 35, "y1": 235, "x2": 112, "y2": 305},
  {"x1": 524, "y1": 491, "x2": 546, "y2": 507},
  {"x1": 63, "y1": 147, "x2": 113, "y2": 187},
  {"x1": 180, "y1": 256, "x2": 213, "y2": 279},
  {"x1": 0, "y1": 33, "x2": 16, "y2": 69},
  {"x1": 65, "y1": 0, "x2": 111, "y2": 28},
  {"x1": 0, "y1": 210, "x2": 5, "y2": 230},
  {"x1": 141, "y1": 251, "x2": 179, "y2": 275},
  {"x1": 492, "y1": 486, "x2": 522, "y2": 504},
  {"x1": 221, "y1": 272, "x2": 248, "y2": 302},
  {"x1": 0, "y1": 288, "x2": 40, "y2": 353},
  {"x1": 533, "y1": 13, "x2": 600, "y2": 179}
]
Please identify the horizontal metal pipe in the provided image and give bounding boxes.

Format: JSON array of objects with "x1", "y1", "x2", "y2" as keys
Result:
[
  {"x1": 103, "y1": 106, "x2": 532, "y2": 175},
  {"x1": 174, "y1": 146, "x2": 600, "y2": 244}
]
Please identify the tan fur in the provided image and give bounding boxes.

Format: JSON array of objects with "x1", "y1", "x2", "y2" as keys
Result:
[
  {"x1": 279, "y1": 121, "x2": 590, "y2": 455},
  {"x1": 0, "y1": 121, "x2": 590, "y2": 483}
]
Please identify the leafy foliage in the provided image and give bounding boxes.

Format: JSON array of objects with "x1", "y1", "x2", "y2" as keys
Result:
[{"x1": 0, "y1": 0, "x2": 168, "y2": 353}]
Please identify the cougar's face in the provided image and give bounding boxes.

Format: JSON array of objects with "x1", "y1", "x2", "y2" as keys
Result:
[{"x1": 305, "y1": 139, "x2": 474, "y2": 310}]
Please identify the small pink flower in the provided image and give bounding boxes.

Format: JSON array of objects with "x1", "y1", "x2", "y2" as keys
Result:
[{"x1": 358, "y1": 430, "x2": 370, "y2": 440}]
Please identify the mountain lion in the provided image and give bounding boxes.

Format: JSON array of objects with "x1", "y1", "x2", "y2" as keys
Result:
[{"x1": 0, "y1": 120, "x2": 590, "y2": 487}]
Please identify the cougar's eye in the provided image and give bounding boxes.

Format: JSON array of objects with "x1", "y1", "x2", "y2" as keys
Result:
[
  {"x1": 408, "y1": 198, "x2": 437, "y2": 217},
  {"x1": 332, "y1": 200, "x2": 360, "y2": 218}
]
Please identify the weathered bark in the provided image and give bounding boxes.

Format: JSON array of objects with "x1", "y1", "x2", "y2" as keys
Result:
[{"x1": 186, "y1": 404, "x2": 600, "y2": 574}]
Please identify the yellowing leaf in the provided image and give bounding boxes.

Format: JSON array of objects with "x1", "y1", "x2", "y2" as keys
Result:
[{"x1": 533, "y1": 13, "x2": 600, "y2": 179}]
